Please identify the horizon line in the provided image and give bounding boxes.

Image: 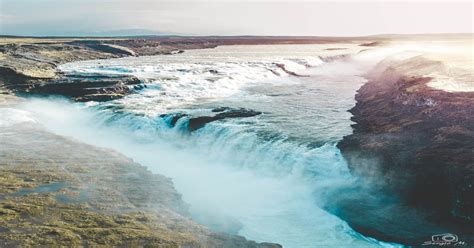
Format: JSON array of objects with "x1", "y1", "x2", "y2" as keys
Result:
[{"x1": 1, "y1": 32, "x2": 473, "y2": 39}]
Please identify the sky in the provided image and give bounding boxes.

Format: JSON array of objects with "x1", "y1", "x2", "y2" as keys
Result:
[{"x1": 0, "y1": 0, "x2": 472, "y2": 36}]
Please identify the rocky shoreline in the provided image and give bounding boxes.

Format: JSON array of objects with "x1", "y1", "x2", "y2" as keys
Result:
[
  {"x1": 0, "y1": 38, "x2": 218, "y2": 101},
  {"x1": 336, "y1": 55, "x2": 474, "y2": 246}
]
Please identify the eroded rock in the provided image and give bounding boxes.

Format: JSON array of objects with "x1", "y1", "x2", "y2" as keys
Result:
[
  {"x1": 337, "y1": 56, "x2": 474, "y2": 245},
  {"x1": 25, "y1": 74, "x2": 143, "y2": 102},
  {"x1": 160, "y1": 107, "x2": 262, "y2": 131}
]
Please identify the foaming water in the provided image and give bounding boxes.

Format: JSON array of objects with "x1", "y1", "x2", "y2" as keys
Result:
[
  {"x1": 18, "y1": 98, "x2": 396, "y2": 248},
  {"x1": 15, "y1": 45, "x2": 406, "y2": 247},
  {"x1": 57, "y1": 45, "x2": 344, "y2": 115}
]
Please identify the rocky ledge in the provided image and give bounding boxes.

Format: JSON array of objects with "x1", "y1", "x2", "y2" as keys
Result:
[
  {"x1": 336, "y1": 56, "x2": 474, "y2": 246},
  {"x1": 160, "y1": 107, "x2": 262, "y2": 132}
]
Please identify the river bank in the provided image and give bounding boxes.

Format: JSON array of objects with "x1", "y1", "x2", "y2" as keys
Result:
[{"x1": 336, "y1": 36, "x2": 474, "y2": 246}]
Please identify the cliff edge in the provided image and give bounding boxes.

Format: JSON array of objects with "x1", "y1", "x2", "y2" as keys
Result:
[{"x1": 337, "y1": 53, "x2": 474, "y2": 245}]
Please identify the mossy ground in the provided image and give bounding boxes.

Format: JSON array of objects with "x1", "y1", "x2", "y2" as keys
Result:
[
  {"x1": 0, "y1": 126, "x2": 206, "y2": 247},
  {"x1": 0, "y1": 168, "x2": 199, "y2": 247}
]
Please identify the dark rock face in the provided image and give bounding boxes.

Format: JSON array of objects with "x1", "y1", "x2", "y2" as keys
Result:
[
  {"x1": 337, "y1": 60, "x2": 474, "y2": 245},
  {"x1": 26, "y1": 74, "x2": 143, "y2": 102},
  {"x1": 189, "y1": 107, "x2": 261, "y2": 131},
  {"x1": 160, "y1": 107, "x2": 262, "y2": 131},
  {"x1": 0, "y1": 64, "x2": 143, "y2": 102},
  {"x1": 274, "y1": 63, "x2": 309, "y2": 77}
]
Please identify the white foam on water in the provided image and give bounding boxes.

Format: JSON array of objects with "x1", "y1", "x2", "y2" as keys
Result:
[
  {"x1": 59, "y1": 46, "x2": 325, "y2": 116},
  {"x1": 15, "y1": 98, "x2": 402, "y2": 248},
  {"x1": 15, "y1": 45, "x2": 417, "y2": 247}
]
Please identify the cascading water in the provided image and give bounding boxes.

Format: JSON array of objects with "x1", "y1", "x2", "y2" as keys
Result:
[{"x1": 14, "y1": 45, "x2": 404, "y2": 247}]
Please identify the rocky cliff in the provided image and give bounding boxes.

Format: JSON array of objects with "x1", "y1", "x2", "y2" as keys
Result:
[{"x1": 337, "y1": 55, "x2": 474, "y2": 245}]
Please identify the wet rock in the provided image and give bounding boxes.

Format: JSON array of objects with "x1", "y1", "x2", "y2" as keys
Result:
[
  {"x1": 133, "y1": 84, "x2": 146, "y2": 90},
  {"x1": 188, "y1": 108, "x2": 262, "y2": 131},
  {"x1": 274, "y1": 63, "x2": 309, "y2": 77},
  {"x1": 160, "y1": 107, "x2": 262, "y2": 131},
  {"x1": 211, "y1": 106, "x2": 232, "y2": 112}
]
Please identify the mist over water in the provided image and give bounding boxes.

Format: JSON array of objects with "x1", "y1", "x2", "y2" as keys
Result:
[{"x1": 12, "y1": 45, "x2": 405, "y2": 247}]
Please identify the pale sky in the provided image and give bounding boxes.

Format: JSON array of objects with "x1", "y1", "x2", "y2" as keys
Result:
[{"x1": 0, "y1": 0, "x2": 472, "y2": 36}]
